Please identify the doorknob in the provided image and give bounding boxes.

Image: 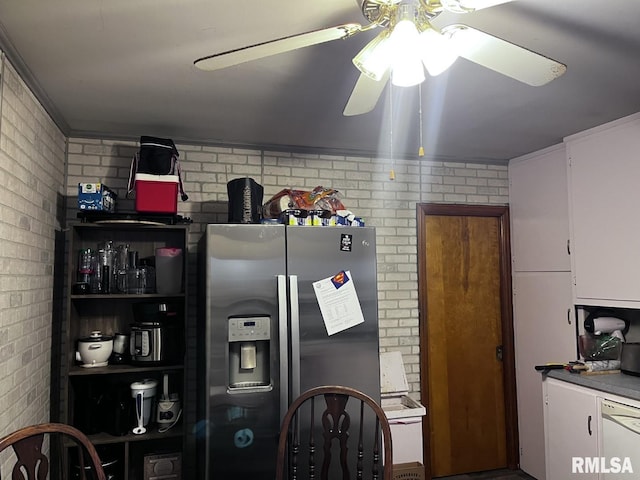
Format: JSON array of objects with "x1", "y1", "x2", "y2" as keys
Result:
[{"x1": 496, "y1": 345, "x2": 503, "y2": 361}]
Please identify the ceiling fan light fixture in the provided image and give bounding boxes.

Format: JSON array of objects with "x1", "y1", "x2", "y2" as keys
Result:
[
  {"x1": 391, "y1": 55, "x2": 425, "y2": 87},
  {"x1": 388, "y1": 11, "x2": 425, "y2": 87},
  {"x1": 420, "y1": 28, "x2": 458, "y2": 76},
  {"x1": 352, "y1": 30, "x2": 392, "y2": 81}
]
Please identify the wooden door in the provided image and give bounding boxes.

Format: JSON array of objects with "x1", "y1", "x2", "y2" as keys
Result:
[{"x1": 417, "y1": 204, "x2": 518, "y2": 478}]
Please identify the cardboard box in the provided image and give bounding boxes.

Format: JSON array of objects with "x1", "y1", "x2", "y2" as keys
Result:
[
  {"x1": 336, "y1": 215, "x2": 365, "y2": 227},
  {"x1": 392, "y1": 462, "x2": 425, "y2": 480},
  {"x1": 135, "y1": 173, "x2": 179, "y2": 214},
  {"x1": 77, "y1": 183, "x2": 116, "y2": 212}
]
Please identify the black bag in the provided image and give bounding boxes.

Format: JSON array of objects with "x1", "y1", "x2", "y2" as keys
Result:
[
  {"x1": 137, "y1": 136, "x2": 178, "y2": 175},
  {"x1": 127, "y1": 136, "x2": 188, "y2": 201},
  {"x1": 227, "y1": 177, "x2": 264, "y2": 223}
]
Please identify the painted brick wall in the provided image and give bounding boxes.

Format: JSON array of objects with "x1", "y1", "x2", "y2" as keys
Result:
[
  {"x1": 65, "y1": 139, "x2": 508, "y2": 398},
  {"x1": 0, "y1": 56, "x2": 66, "y2": 449}
]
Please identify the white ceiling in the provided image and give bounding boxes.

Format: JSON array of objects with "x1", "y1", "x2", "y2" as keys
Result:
[{"x1": 0, "y1": 0, "x2": 639, "y2": 163}]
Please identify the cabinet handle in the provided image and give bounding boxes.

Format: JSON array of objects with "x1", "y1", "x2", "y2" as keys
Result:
[
  {"x1": 567, "y1": 309, "x2": 572, "y2": 325},
  {"x1": 588, "y1": 415, "x2": 592, "y2": 436},
  {"x1": 567, "y1": 239, "x2": 571, "y2": 255}
]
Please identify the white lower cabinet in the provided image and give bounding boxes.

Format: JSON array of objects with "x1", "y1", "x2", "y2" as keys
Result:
[
  {"x1": 544, "y1": 377, "x2": 640, "y2": 479},
  {"x1": 544, "y1": 378, "x2": 599, "y2": 479}
]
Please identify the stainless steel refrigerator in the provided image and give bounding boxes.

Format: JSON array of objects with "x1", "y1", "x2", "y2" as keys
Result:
[{"x1": 197, "y1": 223, "x2": 380, "y2": 479}]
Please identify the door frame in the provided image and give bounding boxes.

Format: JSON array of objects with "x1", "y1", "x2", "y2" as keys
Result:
[{"x1": 417, "y1": 203, "x2": 519, "y2": 478}]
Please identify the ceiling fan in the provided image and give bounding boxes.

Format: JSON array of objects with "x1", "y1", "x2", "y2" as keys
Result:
[{"x1": 194, "y1": 0, "x2": 567, "y2": 116}]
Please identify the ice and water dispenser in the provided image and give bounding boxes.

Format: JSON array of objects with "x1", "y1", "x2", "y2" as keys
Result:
[{"x1": 228, "y1": 316, "x2": 271, "y2": 389}]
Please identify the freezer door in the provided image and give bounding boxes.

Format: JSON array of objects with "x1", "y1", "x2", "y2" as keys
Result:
[
  {"x1": 203, "y1": 224, "x2": 287, "y2": 479},
  {"x1": 286, "y1": 226, "x2": 380, "y2": 401}
]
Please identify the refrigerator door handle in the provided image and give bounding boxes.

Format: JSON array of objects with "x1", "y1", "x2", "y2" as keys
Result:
[
  {"x1": 289, "y1": 275, "x2": 301, "y2": 401},
  {"x1": 278, "y1": 274, "x2": 289, "y2": 421}
]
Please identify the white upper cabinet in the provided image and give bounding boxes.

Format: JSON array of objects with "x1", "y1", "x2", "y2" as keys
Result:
[
  {"x1": 509, "y1": 144, "x2": 571, "y2": 272},
  {"x1": 566, "y1": 113, "x2": 640, "y2": 307}
]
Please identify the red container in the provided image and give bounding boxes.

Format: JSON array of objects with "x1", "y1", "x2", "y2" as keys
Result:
[{"x1": 135, "y1": 174, "x2": 179, "y2": 214}]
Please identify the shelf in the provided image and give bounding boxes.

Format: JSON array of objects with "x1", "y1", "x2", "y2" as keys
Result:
[
  {"x1": 69, "y1": 363, "x2": 184, "y2": 376},
  {"x1": 55, "y1": 222, "x2": 190, "y2": 480},
  {"x1": 91, "y1": 425, "x2": 183, "y2": 445},
  {"x1": 75, "y1": 212, "x2": 191, "y2": 226},
  {"x1": 62, "y1": 425, "x2": 184, "y2": 447},
  {"x1": 71, "y1": 293, "x2": 185, "y2": 300}
]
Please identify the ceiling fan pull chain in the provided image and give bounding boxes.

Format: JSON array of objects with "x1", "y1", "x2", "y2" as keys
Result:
[
  {"x1": 418, "y1": 83, "x2": 425, "y2": 157},
  {"x1": 389, "y1": 84, "x2": 395, "y2": 181}
]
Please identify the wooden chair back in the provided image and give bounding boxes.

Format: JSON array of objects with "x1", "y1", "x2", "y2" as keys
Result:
[
  {"x1": 275, "y1": 385, "x2": 393, "y2": 480},
  {"x1": 0, "y1": 422, "x2": 106, "y2": 480}
]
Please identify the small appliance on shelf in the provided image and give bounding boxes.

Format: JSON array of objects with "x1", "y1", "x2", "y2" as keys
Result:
[
  {"x1": 130, "y1": 302, "x2": 184, "y2": 365},
  {"x1": 579, "y1": 313, "x2": 627, "y2": 362}
]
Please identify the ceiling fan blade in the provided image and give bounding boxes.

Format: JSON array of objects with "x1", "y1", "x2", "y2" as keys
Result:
[
  {"x1": 443, "y1": 24, "x2": 566, "y2": 86},
  {"x1": 440, "y1": 0, "x2": 514, "y2": 14},
  {"x1": 343, "y1": 72, "x2": 389, "y2": 116},
  {"x1": 194, "y1": 24, "x2": 362, "y2": 71},
  {"x1": 459, "y1": 0, "x2": 514, "y2": 9}
]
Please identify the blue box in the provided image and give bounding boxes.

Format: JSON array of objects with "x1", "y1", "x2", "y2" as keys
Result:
[
  {"x1": 336, "y1": 215, "x2": 365, "y2": 227},
  {"x1": 77, "y1": 183, "x2": 117, "y2": 212}
]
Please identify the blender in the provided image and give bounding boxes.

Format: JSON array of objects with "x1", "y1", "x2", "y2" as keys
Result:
[{"x1": 156, "y1": 373, "x2": 182, "y2": 432}]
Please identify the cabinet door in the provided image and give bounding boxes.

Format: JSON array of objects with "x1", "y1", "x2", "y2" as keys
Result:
[
  {"x1": 509, "y1": 145, "x2": 570, "y2": 272},
  {"x1": 514, "y1": 271, "x2": 575, "y2": 480},
  {"x1": 544, "y1": 378, "x2": 599, "y2": 480},
  {"x1": 567, "y1": 114, "x2": 640, "y2": 306}
]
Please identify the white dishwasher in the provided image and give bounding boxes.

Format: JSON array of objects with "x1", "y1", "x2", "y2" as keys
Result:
[{"x1": 600, "y1": 398, "x2": 640, "y2": 478}]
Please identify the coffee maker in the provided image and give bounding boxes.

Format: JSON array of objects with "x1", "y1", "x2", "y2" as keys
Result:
[{"x1": 130, "y1": 302, "x2": 183, "y2": 365}]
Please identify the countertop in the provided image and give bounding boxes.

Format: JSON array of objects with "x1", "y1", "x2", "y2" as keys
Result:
[{"x1": 546, "y1": 369, "x2": 640, "y2": 402}]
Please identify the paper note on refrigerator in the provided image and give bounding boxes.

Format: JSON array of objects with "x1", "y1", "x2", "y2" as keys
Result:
[{"x1": 313, "y1": 270, "x2": 365, "y2": 336}]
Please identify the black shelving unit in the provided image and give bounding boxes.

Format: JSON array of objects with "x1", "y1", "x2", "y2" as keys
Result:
[{"x1": 55, "y1": 222, "x2": 189, "y2": 480}]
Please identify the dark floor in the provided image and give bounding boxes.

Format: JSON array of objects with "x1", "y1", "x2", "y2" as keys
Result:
[{"x1": 436, "y1": 469, "x2": 535, "y2": 480}]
